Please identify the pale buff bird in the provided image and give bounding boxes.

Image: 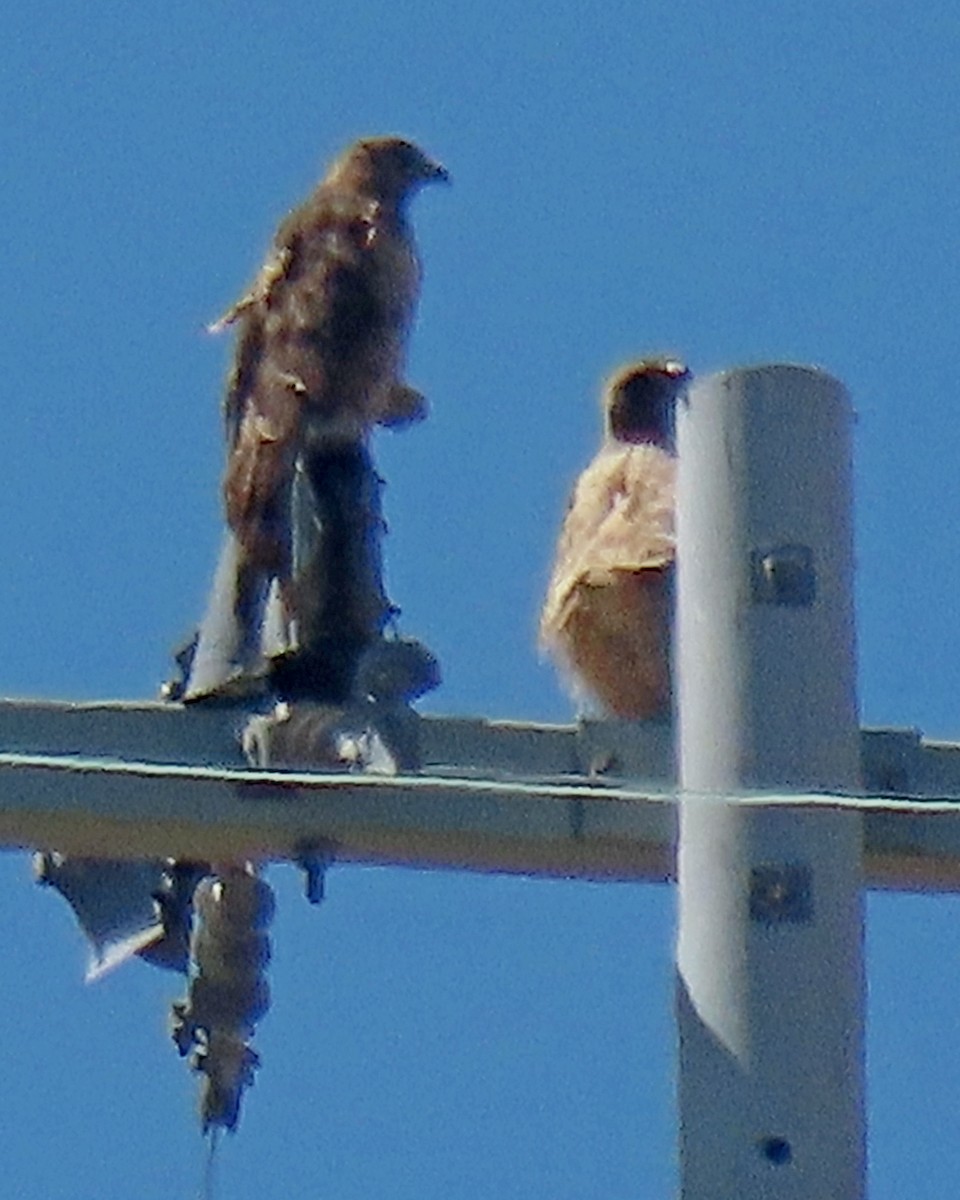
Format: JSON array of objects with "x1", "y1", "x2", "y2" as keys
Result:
[{"x1": 540, "y1": 359, "x2": 690, "y2": 719}]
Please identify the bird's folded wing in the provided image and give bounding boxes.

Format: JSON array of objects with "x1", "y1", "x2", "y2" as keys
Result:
[
  {"x1": 207, "y1": 245, "x2": 293, "y2": 334},
  {"x1": 541, "y1": 444, "x2": 676, "y2": 643},
  {"x1": 220, "y1": 197, "x2": 383, "y2": 446}
]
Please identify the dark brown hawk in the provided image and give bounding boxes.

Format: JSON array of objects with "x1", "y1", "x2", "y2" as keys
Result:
[{"x1": 213, "y1": 136, "x2": 448, "y2": 582}]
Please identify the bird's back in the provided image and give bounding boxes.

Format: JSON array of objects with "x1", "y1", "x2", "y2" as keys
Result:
[{"x1": 540, "y1": 442, "x2": 676, "y2": 719}]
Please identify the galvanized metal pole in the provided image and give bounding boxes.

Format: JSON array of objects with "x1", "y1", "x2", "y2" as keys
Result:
[{"x1": 675, "y1": 365, "x2": 865, "y2": 1198}]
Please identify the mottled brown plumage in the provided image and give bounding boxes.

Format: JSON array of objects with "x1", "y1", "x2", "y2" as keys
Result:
[
  {"x1": 540, "y1": 359, "x2": 690, "y2": 720},
  {"x1": 214, "y1": 136, "x2": 448, "y2": 579}
]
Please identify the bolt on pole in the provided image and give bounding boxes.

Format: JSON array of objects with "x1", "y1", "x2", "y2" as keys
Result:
[{"x1": 675, "y1": 365, "x2": 865, "y2": 1199}]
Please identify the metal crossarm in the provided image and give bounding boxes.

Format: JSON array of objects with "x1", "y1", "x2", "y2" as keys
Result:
[{"x1": 0, "y1": 701, "x2": 959, "y2": 891}]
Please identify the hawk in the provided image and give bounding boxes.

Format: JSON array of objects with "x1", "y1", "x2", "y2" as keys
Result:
[
  {"x1": 539, "y1": 359, "x2": 690, "y2": 720},
  {"x1": 213, "y1": 136, "x2": 448, "y2": 604}
]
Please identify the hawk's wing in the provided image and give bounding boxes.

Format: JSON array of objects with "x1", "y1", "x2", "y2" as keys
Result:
[
  {"x1": 540, "y1": 443, "x2": 676, "y2": 645},
  {"x1": 220, "y1": 195, "x2": 384, "y2": 555},
  {"x1": 216, "y1": 235, "x2": 295, "y2": 453},
  {"x1": 215, "y1": 195, "x2": 379, "y2": 447},
  {"x1": 208, "y1": 244, "x2": 292, "y2": 336},
  {"x1": 540, "y1": 443, "x2": 676, "y2": 719}
]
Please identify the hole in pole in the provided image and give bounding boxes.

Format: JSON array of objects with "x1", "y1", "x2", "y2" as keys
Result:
[{"x1": 758, "y1": 1136, "x2": 792, "y2": 1165}]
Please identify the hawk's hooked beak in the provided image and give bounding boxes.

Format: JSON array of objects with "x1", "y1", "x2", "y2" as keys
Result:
[{"x1": 425, "y1": 159, "x2": 451, "y2": 184}]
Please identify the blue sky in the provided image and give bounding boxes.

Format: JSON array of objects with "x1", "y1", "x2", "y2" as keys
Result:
[{"x1": 2, "y1": 1, "x2": 960, "y2": 1196}]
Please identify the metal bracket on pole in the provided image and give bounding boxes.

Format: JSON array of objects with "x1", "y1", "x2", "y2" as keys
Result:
[{"x1": 675, "y1": 365, "x2": 865, "y2": 1199}]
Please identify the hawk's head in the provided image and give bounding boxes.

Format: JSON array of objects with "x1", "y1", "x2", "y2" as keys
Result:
[
  {"x1": 332, "y1": 136, "x2": 449, "y2": 202},
  {"x1": 603, "y1": 358, "x2": 690, "y2": 451}
]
